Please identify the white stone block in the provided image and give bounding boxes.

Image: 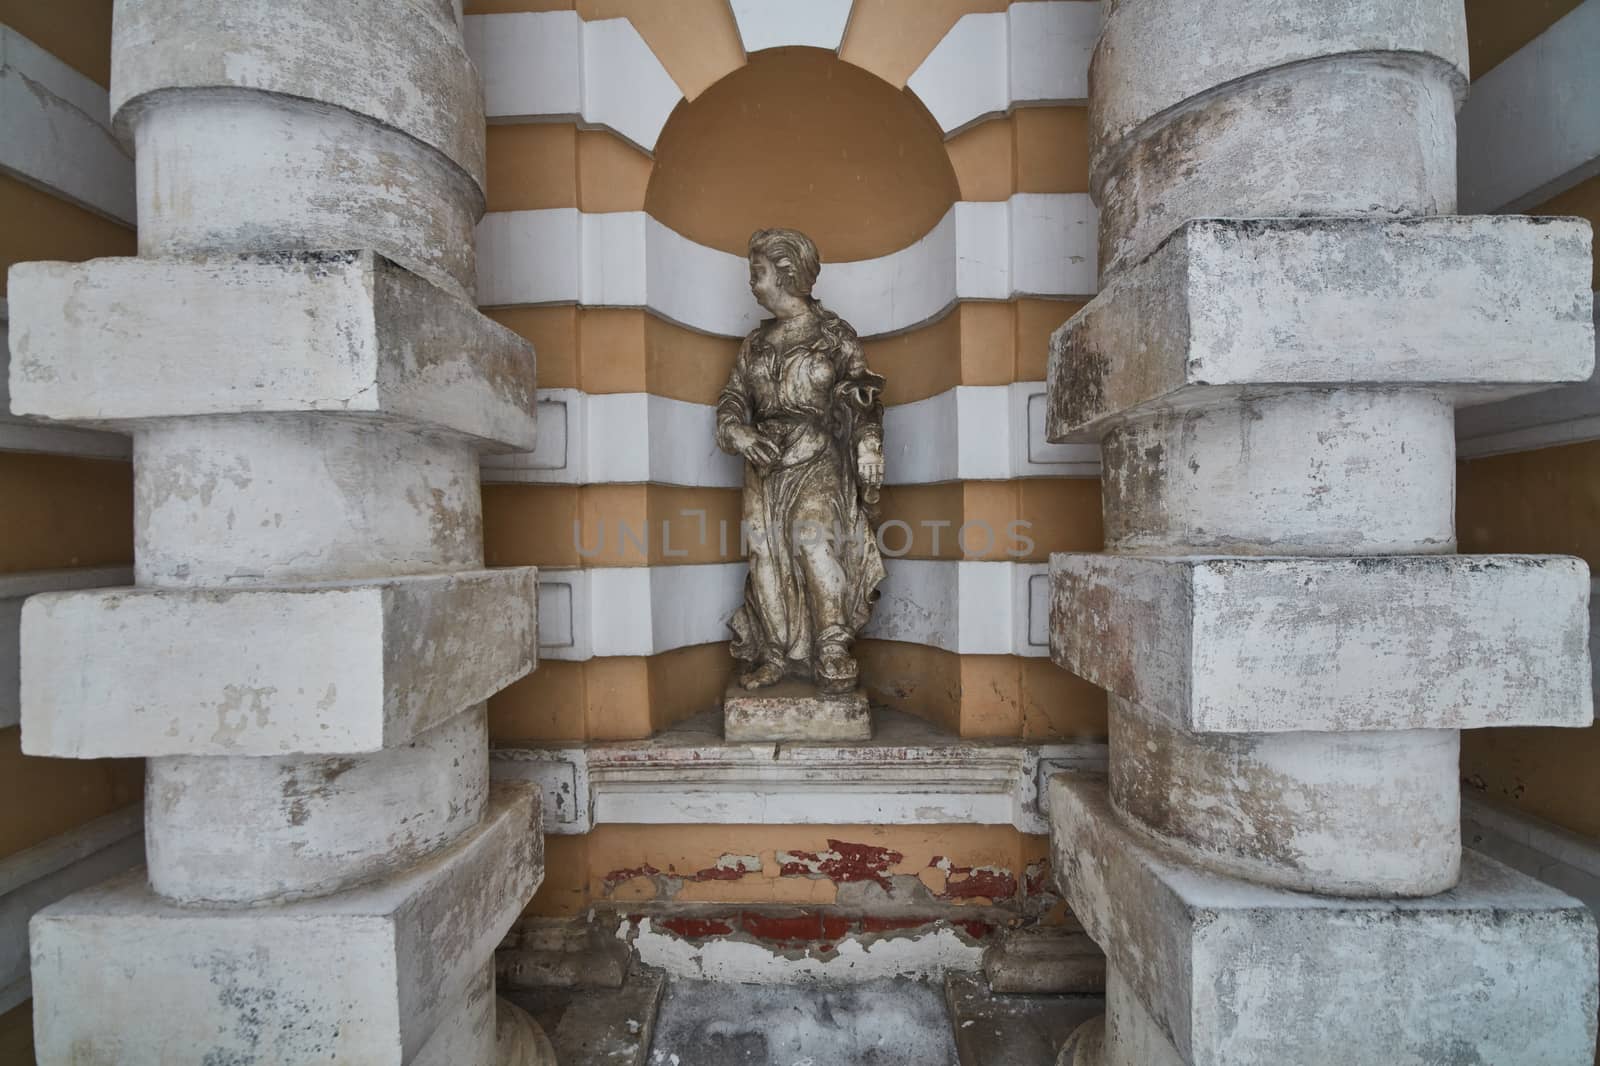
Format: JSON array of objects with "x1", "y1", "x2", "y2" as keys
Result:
[
  {"x1": 146, "y1": 708, "x2": 489, "y2": 905},
  {"x1": 31, "y1": 785, "x2": 543, "y2": 1066},
  {"x1": 0, "y1": 26, "x2": 135, "y2": 224},
  {"x1": 0, "y1": 305, "x2": 131, "y2": 459},
  {"x1": 1050, "y1": 216, "x2": 1596, "y2": 440},
  {"x1": 0, "y1": 567, "x2": 130, "y2": 730},
  {"x1": 111, "y1": 0, "x2": 485, "y2": 187},
  {"x1": 132, "y1": 94, "x2": 482, "y2": 300},
  {"x1": 1049, "y1": 553, "x2": 1594, "y2": 734},
  {"x1": 22, "y1": 568, "x2": 537, "y2": 757},
  {"x1": 730, "y1": 0, "x2": 853, "y2": 53},
  {"x1": 1005, "y1": 2, "x2": 1098, "y2": 111},
  {"x1": 8, "y1": 253, "x2": 537, "y2": 450},
  {"x1": 907, "y1": 11, "x2": 1008, "y2": 134},
  {"x1": 1111, "y1": 706, "x2": 1460, "y2": 897},
  {"x1": 1096, "y1": 57, "x2": 1460, "y2": 278},
  {"x1": 1090, "y1": 0, "x2": 1467, "y2": 181},
  {"x1": 535, "y1": 563, "x2": 746, "y2": 661},
  {"x1": 865, "y1": 560, "x2": 1049, "y2": 658},
  {"x1": 1050, "y1": 775, "x2": 1599, "y2": 1066}
]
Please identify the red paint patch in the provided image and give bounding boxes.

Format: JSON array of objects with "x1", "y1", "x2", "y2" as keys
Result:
[
  {"x1": 602, "y1": 864, "x2": 663, "y2": 891},
  {"x1": 820, "y1": 914, "x2": 852, "y2": 941},
  {"x1": 1024, "y1": 860, "x2": 1052, "y2": 897},
  {"x1": 689, "y1": 860, "x2": 754, "y2": 882},
  {"x1": 659, "y1": 917, "x2": 735, "y2": 939},
  {"x1": 955, "y1": 919, "x2": 994, "y2": 940},
  {"x1": 860, "y1": 915, "x2": 935, "y2": 934},
  {"x1": 778, "y1": 840, "x2": 904, "y2": 889},
  {"x1": 741, "y1": 911, "x2": 825, "y2": 944}
]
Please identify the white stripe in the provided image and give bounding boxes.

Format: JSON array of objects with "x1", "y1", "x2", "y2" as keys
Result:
[
  {"x1": 908, "y1": 2, "x2": 1099, "y2": 135},
  {"x1": 730, "y1": 0, "x2": 853, "y2": 54},
  {"x1": 0, "y1": 25, "x2": 135, "y2": 225},
  {"x1": 466, "y1": 11, "x2": 683, "y2": 153},
  {"x1": 481, "y1": 382, "x2": 1101, "y2": 486},
  {"x1": 1, "y1": 567, "x2": 133, "y2": 729},
  {"x1": 1457, "y1": 0, "x2": 1600, "y2": 214},
  {"x1": 476, "y1": 196, "x2": 1099, "y2": 338},
  {"x1": 0, "y1": 806, "x2": 143, "y2": 1013},
  {"x1": 536, "y1": 558, "x2": 1050, "y2": 661}
]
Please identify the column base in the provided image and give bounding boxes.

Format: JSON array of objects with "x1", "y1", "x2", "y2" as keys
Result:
[
  {"x1": 30, "y1": 786, "x2": 543, "y2": 1066},
  {"x1": 1049, "y1": 775, "x2": 1599, "y2": 1066}
]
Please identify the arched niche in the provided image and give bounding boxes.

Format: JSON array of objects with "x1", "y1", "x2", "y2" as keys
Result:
[{"x1": 645, "y1": 46, "x2": 960, "y2": 263}]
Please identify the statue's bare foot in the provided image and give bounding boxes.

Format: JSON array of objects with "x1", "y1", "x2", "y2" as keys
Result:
[
  {"x1": 740, "y1": 662, "x2": 785, "y2": 690},
  {"x1": 815, "y1": 645, "x2": 859, "y2": 695}
]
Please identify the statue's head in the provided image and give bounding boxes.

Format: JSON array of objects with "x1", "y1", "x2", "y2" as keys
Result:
[{"x1": 748, "y1": 228, "x2": 820, "y2": 313}]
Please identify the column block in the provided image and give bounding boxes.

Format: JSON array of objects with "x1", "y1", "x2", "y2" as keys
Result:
[
  {"x1": 8, "y1": 252, "x2": 537, "y2": 451},
  {"x1": 110, "y1": 0, "x2": 486, "y2": 191},
  {"x1": 1050, "y1": 553, "x2": 1593, "y2": 733},
  {"x1": 1048, "y1": 216, "x2": 1596, "y2": 442},
  {"x1": 1050, "y1": 775, "x2": 1599, "y2": 1066},
  {"x1": 30, "y1": 785, "x2": 543, "y2": 1066},
  {"x1": 21, "y1": 568, "x2": 537, "y2": 758}
]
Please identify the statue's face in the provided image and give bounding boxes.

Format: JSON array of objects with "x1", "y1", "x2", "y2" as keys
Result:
[{"x1": 748, "y1": 253, "x2": 785, "y2": 314}]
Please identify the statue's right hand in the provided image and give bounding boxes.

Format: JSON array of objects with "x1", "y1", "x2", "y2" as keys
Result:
[{"x1": 743, "y1": 436, "x2": 781, "y2": 469}]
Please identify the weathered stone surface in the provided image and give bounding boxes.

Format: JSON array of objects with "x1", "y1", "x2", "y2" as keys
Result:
[
  {"x1": 1099, "y1": 388, "x2": 1457, "y2": 555},
  {"x1": 507, "y1": 969, "x2": 664, "y2": 1066},
  {"x1": 413, "y1": 961, "x2": 499, "y2": 1066},
  {"x1": 982, "y1": 927, "x2": 1106, "y2": 996},
  {"x1": 0, "y1": 567, "x2": 130, "y2": 730},
  {"x1": 1096, "y1": 57, "x2": 1460, "y2": 277},
  {"x1": 723, "y1": 681, "x2": 872, "y2": 742},
  {"x1": 1049, "y1": 775, "x2": 1599, "y2": 1066},
  {"x1": 111, "y1": 0, "x2": 486, "y2": 189},
  {"x1": 1090, "y1": 0, "x2": 1468, "y2": 180},
  {"x1": 496, "y1": 995, "x2": 560, "y2": 1066},
  {"x1": 1110, "y1": 707, "x2": 1459, "y2": 897},
  {"x1": 1050, "y1": 553, "x2": 1593, "y2": 734},
  {"x1": 7, "y1": 253, "x2": 537, "y2": 449},
  {"x1": 1049, "y1": 216, "x2": 1596, "y2": 441},
  {"x1": 132, "y1": 416, "x2": 486, "y2": 587},
  {"x1": 132, "y1": 94, "x2": 482, "y2": 299},
  {"x1": 146, "y1": 707, "x2": 489, "y2": 905},
  {"x1": 1097, "y1": 964, "x2": 1180, "y2": 1066},
  {"x1": 21, "y1": 568, "x2": 537, "y2": 757},
  {"x1": 1056, "y1": 1015, "x2": 1106, "y2": 1066},
  {"x1": 945, "y1": 970, "x2": 1103, "y2": 1066},
  {"x1": 30, "y1": 785, "x2": 544, "y2": 1066}
]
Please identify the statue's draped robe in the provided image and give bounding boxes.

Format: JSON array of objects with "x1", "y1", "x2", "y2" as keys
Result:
[{"x1": 716, "y1": 306, "x2": 886, "y2": 681}]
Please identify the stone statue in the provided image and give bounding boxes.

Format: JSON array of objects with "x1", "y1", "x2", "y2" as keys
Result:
[{"x1": 716, "y1": 228, "x2": 886, "y2": 739}]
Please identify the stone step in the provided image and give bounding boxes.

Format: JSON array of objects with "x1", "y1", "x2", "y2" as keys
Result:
[
  {"x1": 946, "y1": 971, "x2": 1104, "y2": 1066},
  {"x1": 29, "y1": 784, "x2": 544, "y2": 1066},
  {"x1": 21, "y1": 567, "x2": 537, "y2": 757},
  {"x1": 506, "y1": 968, "x2": 665, "y2": 1066},
  {"x1": 1048, "y1": 775, "x2": 1599, "y2": 1065}
]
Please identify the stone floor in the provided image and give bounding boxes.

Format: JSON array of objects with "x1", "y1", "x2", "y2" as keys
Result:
[
  {"x1": 647, "y1": 977, "x2": 959, "y2": 1066},
  {"x1": 511, "y1": 969, "x2": 1098, "y2": 1066}
]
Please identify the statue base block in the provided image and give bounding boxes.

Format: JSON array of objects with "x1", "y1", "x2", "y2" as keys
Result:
[{"x1": 723, "y1": 681, "x2": 871, "y2": 742}]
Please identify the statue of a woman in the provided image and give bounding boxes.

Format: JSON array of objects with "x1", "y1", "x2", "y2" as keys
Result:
[{"x1": 716, "y1": 228, "x2": 886, "y2": 699}]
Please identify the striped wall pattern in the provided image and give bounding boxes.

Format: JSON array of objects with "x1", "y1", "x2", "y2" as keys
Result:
[{"x1": 464, "y1": 0, "x2": 1110, "y2": 743}]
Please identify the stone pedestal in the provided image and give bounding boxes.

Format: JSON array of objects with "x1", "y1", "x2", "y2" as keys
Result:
[
  {"x1": 9, "y1": 0, "x2": 551, "y2": 1061},
  {"x1": 1046, "y1": 1, "x2": 1598, "y2": 1062},
  {"x1": 723, "y1": 682, "x2": 872, "y2": 742}
]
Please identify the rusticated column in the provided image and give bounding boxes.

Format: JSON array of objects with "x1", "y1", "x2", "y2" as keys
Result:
[
  {"x1": 1048, "y1": 2, "x2": 1598, "y2": 1063},
  {"x1": 9, "y1": 1, "x2": 553, "y2": 1062}
]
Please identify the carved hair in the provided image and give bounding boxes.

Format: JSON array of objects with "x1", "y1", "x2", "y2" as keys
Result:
[{"x1": 749, "y1": 227, "x2": 821, "y2": 296}]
